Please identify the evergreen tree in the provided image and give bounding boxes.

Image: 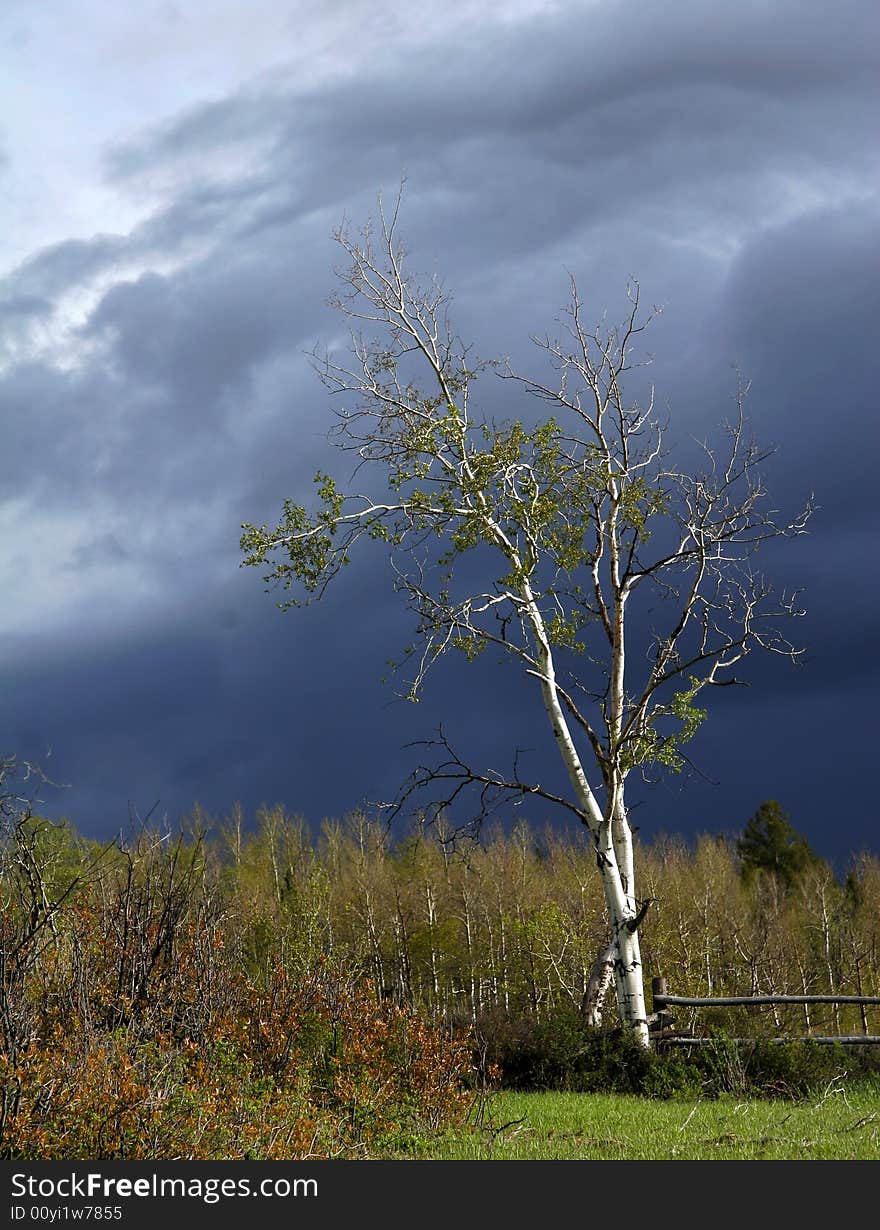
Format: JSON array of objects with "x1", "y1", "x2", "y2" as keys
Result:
[{"x1": 736, "y1": 800, "x2": 820, "y2": 890}]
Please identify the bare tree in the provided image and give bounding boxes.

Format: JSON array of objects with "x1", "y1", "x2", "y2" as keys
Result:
[
  {"x1": 241, "y1": 198, "x2": 811, "y2": 1044},
  {"x1": 0, "y1": 755, "x2": 99, "y2": 1137}
]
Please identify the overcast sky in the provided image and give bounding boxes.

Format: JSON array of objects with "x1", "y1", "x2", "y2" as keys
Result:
[{"x1": 1, "y1": 0, "x2": 878, "y2": 866}]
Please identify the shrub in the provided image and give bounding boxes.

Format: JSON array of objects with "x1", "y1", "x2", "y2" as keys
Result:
[
  {"x1": 1, "y1": 973, "x2": 475, "y2": 1159},
  {"x1": 474, "y1": 1004, "x2": 880, "y2": 1100},
  {"x1": 0, "y1": 820, "x2": 475, "y2": 1159},
  {"x1": 474, "y1": 1005, "x2": 700, "y2": 1098},
  {"x1": 688, "y1": 1034, "x2": 880, "y2": 1098}
]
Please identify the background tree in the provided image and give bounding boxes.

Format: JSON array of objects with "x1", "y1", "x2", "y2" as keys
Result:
[
  {"x1": 737, "y1": 800, "x2": 822, "y2": 893},
  {"x1": 241, "y1": 197, "x2": 812, "y2": 1045}
]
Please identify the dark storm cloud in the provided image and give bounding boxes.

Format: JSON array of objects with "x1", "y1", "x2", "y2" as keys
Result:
[
  {"x1": 98, "y1": 0, "x2": 878, "y2": 274},
  {"x1": 104, "y1": 91, "x2": 281, "y2": 183},
  {"x1": 109, "y1": 0, "x2": 879, "y2": 171},
  {"x1": 0, "y1": 361, "x2": 119, "y2": 502},
  {"x1": 2, "y1": 235, "x2": 128, "y2": 308},
  {"x1": 0, "y1": 207, "x2": 339, "y2": 521},
  {"x1": 677, "y1": 201, "x2": 880, "y2": 705},
  {"x1": 1, "y1": 561, "x2": 419, "y2": 835},
  {"x1": 2, "y1": 0, "x2": 877, "y2": 861},
  {"x1": 712, "y1": 202, "x2": 878, "y2": 463},
  {"x1": 84, "y1": 253, "x2": 310, "y2": 408}
]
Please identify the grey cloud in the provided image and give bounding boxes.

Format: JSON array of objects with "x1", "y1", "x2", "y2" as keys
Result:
[
  {"x1": 718, "y1": 203, "x2": 878, "y2": 390},
  {"x1": 6, "y1": 0, "x2": 870, "y2": 377},
  {"x1": 0, "y1": 562, "x2": 414, "y2": 837},
  {"x1": 0, "y1": 361, "x2": 116, "y2": 501},
  {"x1": 97, "y1": 0, "x2": 877, "y2": 279},
  {"x1": 83, "y1": 249, "x2": 315, "y2": 407},
  {"x1": 0, "y1": 294, "x2": 52, "y2": 361},
  {"x1": 2, "y1": 0, "x2": 877, "y2": 861},
  {"x1": 0, "y1": 293, "x2": 49, "y2": 318},
  {"x1": 107, "y1": 0, "x2": 879, "y2": 171},
  {"x1": 3, "y1": 235, "x2": 128, "y2": 304},
  {"x1": 65, "y1": 532, "x2": 130, "y2": 571},
  {"x1": 695, "y1": 201, "x2": 879, "y2": 524},
  {"x1": 104, "y1": 91, "x2": 283, "y2": 182}
]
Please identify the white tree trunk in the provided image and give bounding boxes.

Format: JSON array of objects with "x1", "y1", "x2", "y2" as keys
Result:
[
  {"x1": 521, "y1": 580, "x2": 650, "y2": 1045},
  {"x1": 583, "y1": 940, "x2": 616, "y2": 1027}
]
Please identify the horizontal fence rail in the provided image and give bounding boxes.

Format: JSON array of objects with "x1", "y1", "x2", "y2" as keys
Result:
[
  {"x1": 649, "y1": 976, "x2": 880, "y2": 1046},
  {"x1": 654, "y1": 993, "x2": 880, "y2": 1008},
  {"x1": 662, "y1": 1036, "x2": 880, "y2": 1046}
]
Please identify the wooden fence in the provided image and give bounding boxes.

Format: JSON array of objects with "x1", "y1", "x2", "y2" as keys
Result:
[{"x1": 649, "y1": 976, "x2": 880, "y2": 1046}]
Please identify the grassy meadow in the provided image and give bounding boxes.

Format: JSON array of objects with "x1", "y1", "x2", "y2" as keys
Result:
[{"x1": 395, "y1": 1086, "x2": 880, "y2": 1161}]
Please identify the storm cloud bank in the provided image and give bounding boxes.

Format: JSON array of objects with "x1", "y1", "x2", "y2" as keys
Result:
[{"x1": 1, "y1": 0, "x2": 877, "y2": 861}]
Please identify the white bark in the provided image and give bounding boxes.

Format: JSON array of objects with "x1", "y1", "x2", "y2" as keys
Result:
[
  {"x1": 583, "y1": 941, "x2": 616, "y2": 1027},
  {"x1": 520, "y1": 577, "x2": 650, "y2": 1045}
]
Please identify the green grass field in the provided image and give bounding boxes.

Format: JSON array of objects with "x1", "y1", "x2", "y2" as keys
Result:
[{"x1": 393, "y1": 1084, "x2": 880, "y2": 1160}]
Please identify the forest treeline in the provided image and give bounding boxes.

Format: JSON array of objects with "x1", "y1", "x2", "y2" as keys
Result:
[
  {"x1": 219, "y1": 805, "x2": 879, "y2": 1034},
  {"x1": 2, "y1": 799, "x2": 878, "y2": 1156},
  {"x1": 13, "y1": 803, "x2": 880, "y2": 1031}
]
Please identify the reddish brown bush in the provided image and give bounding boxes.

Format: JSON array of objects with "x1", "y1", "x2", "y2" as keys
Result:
[{"x1": 0, "y1": 820, "x2": 475, "y2": 1159}]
